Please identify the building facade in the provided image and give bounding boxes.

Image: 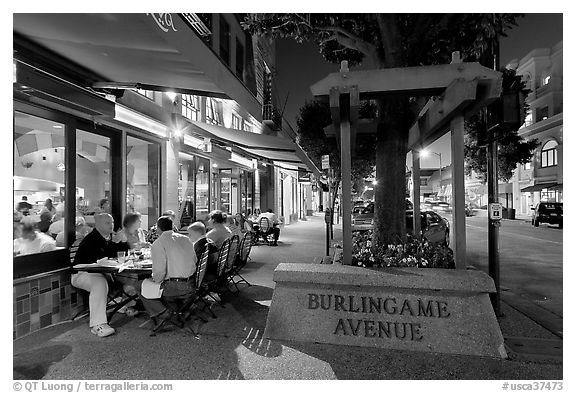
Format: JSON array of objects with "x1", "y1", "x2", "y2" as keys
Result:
[
  {"x1": 13, "y1": 13, "x2": 318, "y2": 338},
  {"x1": 508, "y1": 41, "x2": 563, "y2": 217}
]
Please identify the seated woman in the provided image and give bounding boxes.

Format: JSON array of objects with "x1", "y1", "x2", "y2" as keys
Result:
[
  {"x1": 235, "y1": 213, "x2": 253, "y2": 234},
  {"x1": 226, "y1": 215, "x2": 243, "y2": 238},
  {"x1": 118, "y1": 212, "x2": 149, "y2": 250},
  {"x1": 206, "y1": 210, "x2": 232, "y2": 250}
]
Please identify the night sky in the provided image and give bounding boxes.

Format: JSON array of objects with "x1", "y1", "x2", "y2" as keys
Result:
[{"x1": 275, "y1": 13, "x2": 563, "y2": 169}]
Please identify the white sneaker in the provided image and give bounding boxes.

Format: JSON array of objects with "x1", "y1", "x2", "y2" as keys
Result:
[{"x1": 91, "y1": 324, "x2": 115, "y2": 337}]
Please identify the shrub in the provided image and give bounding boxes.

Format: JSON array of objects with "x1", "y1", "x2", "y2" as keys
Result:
[{"x1": 352, "y1": 230, "x2": 455, "y2": 269}]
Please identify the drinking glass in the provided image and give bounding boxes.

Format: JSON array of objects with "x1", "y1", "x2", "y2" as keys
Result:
[{"x1": 117, "y1": 251, "x2": 126, "y2": 264}]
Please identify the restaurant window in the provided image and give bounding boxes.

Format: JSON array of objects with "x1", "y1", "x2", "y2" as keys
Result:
[
  {"x1": 126, "y1": 135, "x2": 160, "y2": 231},
  {"x1": 136, "y1": 89, "x2": 155, "y2": 100},
  {"x1": 232, "y1": 114, "x2": 241, "y2": 130},
  {"x1": 236, "y1": 38, "x2": 244, "y2": 80},
  {"x1": 178, "y1": 156, "x2": 195, "y2": 228},
  {"x1": 219, "y1": 169, "x2": 233, "y2": 214},
  {"x1": 13, "y1": 112, "x2": 66, "y2": 255},
  {"x1": 196, "y1": 157, "x2": 211, "y2": 222},
  {"x1": 540, "y1": 140, "x2": 558, "y2": 168},
  {"x1": 219, "y1": 15, "x2": 231, "y2": 65},
  {"x1": 75, "y1": 130, "x2": 112, "y2": 230},
  {"x1": 243, "y1": 122, "x2": 253, "y2": 133},
  {"x1": 206, "y1": 98, "x2": 223, "y2": 126},
  {"x1": 181, "y1": 94, "x2": 200, "y2": 121}
]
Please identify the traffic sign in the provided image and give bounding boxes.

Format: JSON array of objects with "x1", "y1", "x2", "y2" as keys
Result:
[{"x1": 489, "y1": 203, "x2": 502, "y2": 220}]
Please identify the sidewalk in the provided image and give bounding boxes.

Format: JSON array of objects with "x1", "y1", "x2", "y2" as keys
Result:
[{"x1": 13, "y1": 215, "x2": 562, "y2": 380}]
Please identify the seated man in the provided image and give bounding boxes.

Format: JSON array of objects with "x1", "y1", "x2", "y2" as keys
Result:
[
  {"x1": 187, "y1": 222, "x2": 219, "y2": 277},
  {"x1": 257, "y1": 209, "x2": 281, "y2": 246},
  {"x1": 206, "y1": 210, "x2": 232, "y2": 250},
  {"x1": 137, "y1": 216, "x2": 197, "y2": 324},
  {"x1": 71, "y1": 213, "x2": 129, "y2": 337}
]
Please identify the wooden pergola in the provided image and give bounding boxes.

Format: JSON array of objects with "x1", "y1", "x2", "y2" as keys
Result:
[{"x1": 311, "y1": 53, "x2": 502, "y2": 268}]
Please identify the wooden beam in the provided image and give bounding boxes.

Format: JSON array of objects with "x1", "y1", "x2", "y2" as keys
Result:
[
  {"x1": 311, "y1": 62, "x2": 501, "y2": 98},
  {"x1": 324, "y1": 119, "x2": 377, "y2": 137}
]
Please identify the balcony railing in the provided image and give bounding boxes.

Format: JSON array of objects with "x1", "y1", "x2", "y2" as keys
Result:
[{"x1": 263, "y1": 103, "x2": 282, "y2": 130}]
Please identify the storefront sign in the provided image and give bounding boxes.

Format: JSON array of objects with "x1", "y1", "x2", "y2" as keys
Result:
[
  {"x1": 321, "y1": 155, "x2": 330, "y2": 170},
  {"x1": 147, "y1": 13, "x2": 178, "y2": 33},
  {"x1": 298, "y1": 169, "x2": 311, "y2": 183}
]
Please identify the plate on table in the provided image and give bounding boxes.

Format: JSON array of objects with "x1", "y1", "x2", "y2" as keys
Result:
[{"x1": 96, "y1": 258, "x2": 119, "y2": 267}]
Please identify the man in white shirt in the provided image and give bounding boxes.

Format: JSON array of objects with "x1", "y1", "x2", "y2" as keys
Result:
[
  {"x1": 137, "y1": 216, "x2": 197, "y2": 324},
  {"x1": 13, "y1": 224, "x2": 57, "y2": 255},
  {"x1": 257, "y1": 209, "x2": 281, "y2": 246}
]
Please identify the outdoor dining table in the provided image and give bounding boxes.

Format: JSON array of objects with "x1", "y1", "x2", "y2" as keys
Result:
[{"x1": 72, "y1": 259, "x2": 153, "y2": 320}]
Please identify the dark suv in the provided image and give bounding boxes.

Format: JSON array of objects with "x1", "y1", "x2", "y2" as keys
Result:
[{"x1": 532, "y1": 202, "x2": 563, "y2": 228}]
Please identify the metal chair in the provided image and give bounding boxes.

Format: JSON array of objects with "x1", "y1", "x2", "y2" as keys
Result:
[
  {"x1": 228, "y1": 232, "x2": 253, "y2": 292},
  {"x1": 151, "y1": 247, "x2": 211, "y2": 336},
  {"x1": 258, "y1": 217, "x2": 274, "y2": 246},
  {"x1": 204, "y1": 237, "x2": 231, "y2": 307}
]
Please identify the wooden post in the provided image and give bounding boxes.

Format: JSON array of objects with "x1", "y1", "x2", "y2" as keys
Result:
[
  {"x1": 340, "y1": 94, "x2": 353, "y2": 266},
  {"x1": 451, "y1": 115, "x2": 466, "y2": 269},
  {"x1": 412, "y1": 150, "x2": 422, "y2": 238}
]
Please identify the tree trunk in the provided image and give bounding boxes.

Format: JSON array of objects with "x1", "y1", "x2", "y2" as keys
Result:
[{"x1": 373, "y1": 97, "x2": 410, "y2": 247}]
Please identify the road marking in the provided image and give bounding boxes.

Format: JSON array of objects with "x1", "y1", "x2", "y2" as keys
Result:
[{"x1": 466, "y1": 223, "x2": 563, "y2": 246}]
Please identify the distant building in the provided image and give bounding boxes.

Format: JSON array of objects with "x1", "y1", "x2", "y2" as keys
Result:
[{"x1": 507, "y1": 41, "x2": 563, "y2": 217}]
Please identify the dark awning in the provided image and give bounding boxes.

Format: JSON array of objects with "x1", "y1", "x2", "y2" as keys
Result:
[
  {"x1": 13, "y1": 13, "x2": 262, "y2": 121},
  {"x1": 520, "y1": 182, "x2": 558, "y2": 193},
  {"x1": 177, "y1": 116, "x2": 322, "y2": 177},
  {"x1": 548, "y1": 183, "x2": 563, "y2": 191}
]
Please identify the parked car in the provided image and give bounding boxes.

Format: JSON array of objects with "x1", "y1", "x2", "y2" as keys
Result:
[
  {"x1": 352, "y1": 207, "x2": 449, "y2": 245},
  {"x1": 531, "y1": 202, "x2": 563, "y2": 228}
]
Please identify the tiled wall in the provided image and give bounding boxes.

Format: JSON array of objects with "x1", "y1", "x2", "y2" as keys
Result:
[{"x1": 13, "y1": 269, "x2": 87, "y2": 340}]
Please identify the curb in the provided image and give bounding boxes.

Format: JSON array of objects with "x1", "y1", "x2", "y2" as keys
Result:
[{"x1": 500, "y1": 291, "x2": 563, "y2": 338}]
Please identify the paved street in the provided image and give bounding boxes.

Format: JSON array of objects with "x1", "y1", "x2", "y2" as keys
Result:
[{"x1": 445, "y1": 214, "x2": 563, "y2": 317}]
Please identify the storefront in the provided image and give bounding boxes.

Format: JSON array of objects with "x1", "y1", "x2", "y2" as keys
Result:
[{"x1": 13, "y1": 64, "x2": 164, "y2": 339}]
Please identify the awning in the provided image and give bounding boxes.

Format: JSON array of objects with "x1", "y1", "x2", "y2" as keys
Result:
[
  {"x1": 520, "y1": 182, "x2": 558, "y2": 193},
  {"x1": 178, "y1": 116, "x2": 322, "y2": 177},
  {"x1": 13, "y1": 13, "x2": 262, "y2": 121}
]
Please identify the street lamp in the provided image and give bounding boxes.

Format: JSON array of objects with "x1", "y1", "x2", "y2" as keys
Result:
[{"x1": 420, "y1": 149, "x2": 442, "y2": 199}]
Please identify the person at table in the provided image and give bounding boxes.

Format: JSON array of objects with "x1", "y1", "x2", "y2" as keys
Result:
[
  {"x1": 136, "y1": 216, "x2": 197, "y2": 324},
  {"x1": 16, "y1": 196, "x2": 33, "y2": 216},
  {"x1": 225, "y1": 215, "x2": 243, "y2": 237},
  {"x1": 206, "y1": 210, "x2": 232, "y2": 250},
  {"x1": 146, "y1": 210, "x2": 179, "y2": 243},
  {"x1": 40, "y1": 198, "x2": 57, "y2": 217},
  {"x1": 257, "y1": 209, "x2": 281, "y2": 246},
  {"x1": 118, "y1": 212, "x2": 149, "y2": 249},
  {"x1": 36, "y1": 211, "x2": 53, "y2": 234},
  {"x1": 187, "y1": 221, "x2": 219, "y2": 276},
  {"x1": 48, "y1": 211, "x2": 65, "y2": 238},
  {"x1": 94, "y1": 198, "x2": 110, "y2": 214},
  {"x1": 13, "y1": 223, "x2": 57, "y2": 256},
  {"x1": 71, "y1": 213, "x2": 129, "y2": 337},
  {"x1": 55, "y1": 216, "x2": 90, "y2": 247}
]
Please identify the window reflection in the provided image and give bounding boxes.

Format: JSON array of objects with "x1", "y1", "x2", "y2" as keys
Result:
[
  {"x1": 13, "y1": 112, "x2": 65, "y2": 255},
  {"x1": 126, "y1": 135, "x2": 160, "y2": 231},
  {"x1": 75, "y1": 130, "x2": 111, "y2": 237}
]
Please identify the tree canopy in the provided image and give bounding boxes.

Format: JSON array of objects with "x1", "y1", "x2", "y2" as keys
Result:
[{"x1": 243, "y1": 13, "x2": 524, "y2": 247}]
